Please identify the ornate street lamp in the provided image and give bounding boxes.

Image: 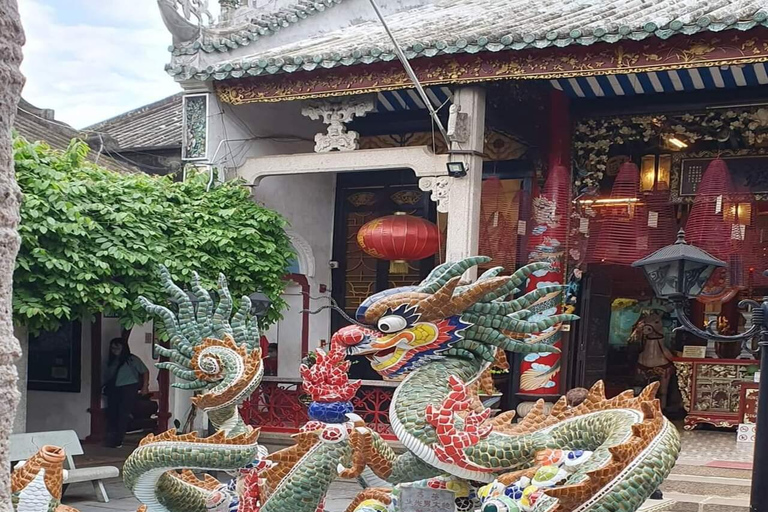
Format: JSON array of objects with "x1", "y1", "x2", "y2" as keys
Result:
[
  {"x1": 633, "y1": 229, "x2": 768, "y2": 512},
  {"x1": 248, "y1": 292, "x2": 272, "y2": 319}
]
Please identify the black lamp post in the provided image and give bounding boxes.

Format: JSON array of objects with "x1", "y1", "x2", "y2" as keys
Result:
[
  {"x1": 248, "y1": 292, "x2": 272, "y2": 319},
  {"x1": 633, "y1": 229, "x2": 768, "y2": 512}
]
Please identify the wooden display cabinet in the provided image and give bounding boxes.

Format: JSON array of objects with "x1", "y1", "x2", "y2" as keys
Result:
[{"x1": 673, "y1": 357, "x2": 759, "y2": 430}]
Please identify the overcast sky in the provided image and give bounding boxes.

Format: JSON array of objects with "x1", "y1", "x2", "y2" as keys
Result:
[{"x1": 18, "y1": 0, "x2": 209, "y2": 128}]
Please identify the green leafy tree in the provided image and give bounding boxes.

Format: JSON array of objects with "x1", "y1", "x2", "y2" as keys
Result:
[{"x1": 13, "y1": 135, "x2": 295, "y2": 333}]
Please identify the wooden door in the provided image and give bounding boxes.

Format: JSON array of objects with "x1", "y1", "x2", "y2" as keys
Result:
[
  {"x1": 573, "y1": 269, "x2": 613, "y2": 389},
  {"x1": 331, "y1": 170, "x2": 436, "y2": 333}
]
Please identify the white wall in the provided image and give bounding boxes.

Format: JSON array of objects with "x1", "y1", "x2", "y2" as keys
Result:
[
  {"x1": 256, "y1": 172, "x2": 336, "y2": 364},
  {"x1": 24, "y1": 318, "x2": 160, "y2": 439},
  {"x1": 265, "y1": 281, "x2": 304, "y2": 378},
  {"x1": 198, "y1": 97, "x2": 336, "y2": 373},
  {"x1": 26, "y1": 317, "x2": 92, "y2": 439}
]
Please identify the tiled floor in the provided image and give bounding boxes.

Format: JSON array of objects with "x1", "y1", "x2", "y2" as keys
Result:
[
  {"x1": 59, "y1": 428, "x2": 755, "y2": 512},
  {"x1": 676, "y1": 428, "x2": 754, "y2": 466},
  {"x1": 63, "y1": 479, "x2": 363, "y2": 512}
]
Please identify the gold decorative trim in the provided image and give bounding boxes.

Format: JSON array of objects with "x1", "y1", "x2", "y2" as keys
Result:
[{"x1": 216, "y1": 32, "x2": 768, "y2": 104}]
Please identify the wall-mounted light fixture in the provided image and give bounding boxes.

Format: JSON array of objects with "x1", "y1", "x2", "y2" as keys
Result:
[
  {"x1": 667, "y1": 137, "x2": 688, "y2": 149},
  {"x1": 640, "y1": 154, "x2": 671, "y2": 192},
  {"x1": 446, "y1": 161, "x2": 467, "y2": 178}
]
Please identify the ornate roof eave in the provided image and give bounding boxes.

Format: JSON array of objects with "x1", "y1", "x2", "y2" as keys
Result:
[
  {"x1": 211, "y1": 27, "x2": 768, "y2": 105},
  {"x1": 168, "y1": 0, "x2": 345, "y2": 57},
  {"x1": 166, "y1": 12, "x2": 768, "y2": 83}
]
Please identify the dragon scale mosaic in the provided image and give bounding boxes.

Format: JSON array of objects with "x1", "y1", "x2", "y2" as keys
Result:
[{"x1": 118, "y1": 257, "x2": 679, "y2": 512}]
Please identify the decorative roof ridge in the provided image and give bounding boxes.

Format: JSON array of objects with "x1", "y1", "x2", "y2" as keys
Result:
[
  {"x1": 166, "y1": 10, "x2": 768, "y2": 82},
  {"x1": 169, "y1": 0, "x2": 344, "y2": 57},
  {"x1": 85, "y1": 93, "x2": 183, "y2": 132}
]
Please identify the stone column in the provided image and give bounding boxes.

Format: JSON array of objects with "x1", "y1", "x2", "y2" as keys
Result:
[
  {"x1": 444, "y1": 87, "x2": 486, "y2": 267},
  {"x1": 0, "y1": 0, "x2": 24, "y2": 506}
]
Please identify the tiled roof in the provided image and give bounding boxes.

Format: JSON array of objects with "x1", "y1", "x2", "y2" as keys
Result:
[
  {"x1": 170, "y1": 0, "x2": 345, "y2": 56},
  {"x1": 85, "y1": 94, "x2": 183, "y2": 150},
  {"x1": 15, "y1": 100, "x2": 139, "y2": 174},
  {"x1": 166, "y1": 0, "x2": 768, "y2": 82}
]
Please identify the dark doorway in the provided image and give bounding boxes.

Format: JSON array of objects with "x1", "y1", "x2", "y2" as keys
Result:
[{"x1": 331, "y1": 170, "x2": 437, "y2": 380}]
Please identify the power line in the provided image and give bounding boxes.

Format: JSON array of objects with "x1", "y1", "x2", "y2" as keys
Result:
[{"x1": 367, "y1": 0, "x2": 451, "y2": 149}]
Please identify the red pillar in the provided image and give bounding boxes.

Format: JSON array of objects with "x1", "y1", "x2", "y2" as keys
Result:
[{"x1": 517, "y1": 90, "x2": 570, "y2": 398}]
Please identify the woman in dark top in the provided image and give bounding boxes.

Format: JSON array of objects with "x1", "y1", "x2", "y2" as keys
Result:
[{"x1": 103, "y1": 338, "x2": 149, "y2": 448}]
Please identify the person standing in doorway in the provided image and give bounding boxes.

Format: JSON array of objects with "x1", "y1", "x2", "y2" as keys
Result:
[{"x1": 103, "y1": 337, "x2": 149, "y2": 448}]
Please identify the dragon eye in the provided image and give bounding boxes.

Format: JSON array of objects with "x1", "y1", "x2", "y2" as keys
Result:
[{"x1": 378, "y1": 315, "x2": 407, "y2": 333}]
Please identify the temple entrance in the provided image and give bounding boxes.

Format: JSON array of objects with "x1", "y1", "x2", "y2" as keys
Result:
[{"x1": 331, "y1": 170, "x2": 437, "y2": 380}]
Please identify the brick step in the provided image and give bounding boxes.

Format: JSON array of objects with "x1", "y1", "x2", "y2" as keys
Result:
[
  {"x1": 671, "y1": 464, "x2": 752, "y2": 480},
  {"x1": 661, "y1": 473, "x2": 751, "y2": 499},
  {"x1": 660, "y1": 491, "x2": 749, "y2": 512}
]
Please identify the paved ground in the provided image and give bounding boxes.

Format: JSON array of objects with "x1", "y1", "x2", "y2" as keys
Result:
[
  {"x1": 62, "y1": 479, "x2": 363, "y2": 512},
  {"x1": 59, "y1": 428, "x2": 755, "y2": 512}
]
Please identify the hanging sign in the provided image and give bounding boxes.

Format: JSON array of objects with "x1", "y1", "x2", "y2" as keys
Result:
[
  {"x1": 715, "y1": 195, "x2": 723, "y2": 214},
  {"x1": 517, "y1": 220, "x2": 527, "y2": 236},
  {"x1": 648, "y1": 211, "x2": 659, "y2": 228}
]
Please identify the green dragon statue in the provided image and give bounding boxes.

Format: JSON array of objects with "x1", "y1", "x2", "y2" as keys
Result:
[{"x1": 125, "y1": 257, "x2": 680, "y2": 512}]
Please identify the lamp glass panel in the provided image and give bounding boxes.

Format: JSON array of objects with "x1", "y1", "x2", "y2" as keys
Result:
[
  {"x1": 249, "y1": 292, "x2": 272, "y2": 318},
  {"x1": 643, "y1": 262, "x2": 679, "y2": 298},
  {"x1": 737, "y1": 203, "x2": 753, "y2": 226},
  {"x1": 657, "y1": 155, "x2": 671, "y2": 190},
  {"x1": 682, "y1": 260, "x2": 716, "y2": 298},
  {"x1": 641, "y1": 155, "x2": 657, "y2": 192}
]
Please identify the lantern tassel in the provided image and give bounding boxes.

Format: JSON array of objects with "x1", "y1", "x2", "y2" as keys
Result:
[{"x1": 390, "y1": 260, "x2": 409, "y2": 274}]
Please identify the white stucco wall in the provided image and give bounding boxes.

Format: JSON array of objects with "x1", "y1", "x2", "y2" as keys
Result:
[
  {"x1": 257, "y1": 172, "x2": 336, "y2": 371},
  {"x1": 197, "y1": 96, "x2": 336, "y2": 375},
  {"x1": 24, "y1": 318, "x2": 159, "y2": 439},
  {"x1": 26, "y1": 317, "x2": 92, "y2": 439}
]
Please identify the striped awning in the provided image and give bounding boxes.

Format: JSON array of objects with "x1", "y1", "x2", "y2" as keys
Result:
[
  {"x1": 551, "y1": 63, "x2": 768, "y2": 98},
  {"x1": 376, "y1": 86, "x2": 453, "y2": 112}
]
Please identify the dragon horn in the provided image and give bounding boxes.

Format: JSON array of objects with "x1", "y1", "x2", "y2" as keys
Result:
[
  {"x1": 212, "y1": 273, "x2": 234, "y2": 337},
  {"x1": 418, "y1": 256, "x2": 491, "y2": 293},
  {"x1": 508, "y1": 262, "x2": 551, "y2": 287},
  {"x1": 191, "y1": 271, "x2": 213, "y2": 337},
  {"x1": 231, "y1": 296, "x2": 252, "y2": 348},
  {"x1": 159, "y1": 266, "x2": 201, "y2": 346}
]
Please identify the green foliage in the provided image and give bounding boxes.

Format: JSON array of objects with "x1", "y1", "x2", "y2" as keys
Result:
[{"x1": 13, "y1": 135, "x2": 295, "y2": 334}]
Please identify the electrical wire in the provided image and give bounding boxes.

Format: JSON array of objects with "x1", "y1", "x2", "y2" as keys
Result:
[
  {"x1": 367, "y1": 0, "x2": 451, "y2": 149},
  {"x1": 20, "y1": 105, "x2": 308, "y2": 174}
]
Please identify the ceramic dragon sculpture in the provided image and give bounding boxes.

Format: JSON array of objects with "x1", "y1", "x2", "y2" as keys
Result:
[
  {"x1": 124, "y1": 267, "x2": 367, "y2": 512},
  {"x1": 12, "y1": 445, "x2": 79, "y2": 512},
  {"x1": 123, "y1": 267, "x2": 267, "y2": 512},
  {"x1": 126, "y1": 257, "x2": 680, "y2": 512},
  {"x1": 333, "y1": 256, "x2": 680, "y2": 512}
]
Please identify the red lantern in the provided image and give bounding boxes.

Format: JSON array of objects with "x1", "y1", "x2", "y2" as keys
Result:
[{"x1": 357, "y1": 212, "x2": 440, "y2": 273}]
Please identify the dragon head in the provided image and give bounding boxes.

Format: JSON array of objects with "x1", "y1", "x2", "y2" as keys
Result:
[{"x1": 333, "y1": 257, "x2": 576, "y2": 379}]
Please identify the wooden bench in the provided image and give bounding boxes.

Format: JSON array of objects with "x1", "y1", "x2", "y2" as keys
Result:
[{"x1": 10, "y1": 430, "x2": 120, "y2": 503}]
